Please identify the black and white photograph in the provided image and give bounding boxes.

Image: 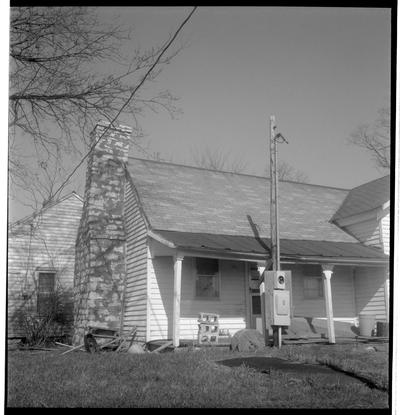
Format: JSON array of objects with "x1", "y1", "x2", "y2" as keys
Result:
[{"x1": 5, "y1": 4, "x2": 396, "y2": 410}]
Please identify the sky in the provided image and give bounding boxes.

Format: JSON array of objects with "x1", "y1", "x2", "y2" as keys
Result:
[{"x1": 8, "y1": 6, "x2": 392, "y2": 222}]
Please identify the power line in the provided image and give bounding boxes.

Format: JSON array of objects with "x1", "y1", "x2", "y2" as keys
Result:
[{"x1": 51, "y1": 6, "x2": 198, "y2": 201}]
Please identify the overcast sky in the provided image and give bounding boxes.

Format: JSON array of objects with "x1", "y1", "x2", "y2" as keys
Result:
[{"x1": 9, "y1": 6, "x2": 392, "y2": 221}]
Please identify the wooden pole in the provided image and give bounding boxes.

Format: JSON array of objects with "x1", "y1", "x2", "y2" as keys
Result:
[
  {"x1": 270, "y1": 115, "x2": 278, "y2": 272},
  {"x1": 274, "y1": 124, "x2": 281, "y2": 271},
  {"x1": 276, "y1": 134, "x2": 282, "y2": 348},
  {"x1": 270, "y1": 115, "x2": 281, "y2": 347}
]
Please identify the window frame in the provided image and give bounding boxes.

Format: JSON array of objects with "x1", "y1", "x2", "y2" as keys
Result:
[
  {"x1": 303, "y1": 276, "x2": 324, "y2": 300},
  {"x1": 193, "y1": 257, "x2": 221, "y2": 300}
]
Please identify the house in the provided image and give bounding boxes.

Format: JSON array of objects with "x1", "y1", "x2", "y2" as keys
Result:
[
  {"x1": 72, "y1": 122, "x2": 390, "y2": 346},
  {"x1": 8, "y1": 192, "x2": 83, "y2": 339}
]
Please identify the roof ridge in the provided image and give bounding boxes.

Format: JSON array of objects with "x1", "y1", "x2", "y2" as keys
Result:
[{"x1": 127, "y1": 156, "x2": 350, "y2": 192}]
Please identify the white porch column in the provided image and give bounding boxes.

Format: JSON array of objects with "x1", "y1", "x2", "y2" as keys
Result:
[
  {"x1": 322, "y1": 264, "x2": 335, "y2": 344},
  {"x1": 173, "y1": 253, "x2": 184, "y2": 348},
  {"x1": 384, "y1": 265, "x2": 390, "y2": 323}
]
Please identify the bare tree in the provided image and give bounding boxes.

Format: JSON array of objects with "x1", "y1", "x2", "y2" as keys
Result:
[
  {"x1": 191, "y1": 147, "x2": 248, "y2": 173},
  {"x1": 265, "y1": 159, "x2": 309, "y2": 183},
  {"x1": 349, "y1": 106, "x2": 390, "y2": 170},
  {"x1": 9, "y1": 7, "x2": 184, "y2": 210}
]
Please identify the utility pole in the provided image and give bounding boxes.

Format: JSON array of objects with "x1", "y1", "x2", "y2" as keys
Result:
[
  {"x1": 260, "y1": 115, "x2": 288, "y2": 348},
  {"x1": 270, "y1": 115, "x2": 286, "y2": 348},
  {"x1": 270, "y1": 115, "x2": 280, "y2": 272}
]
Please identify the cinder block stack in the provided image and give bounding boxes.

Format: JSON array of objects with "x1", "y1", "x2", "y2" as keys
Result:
[{"x1": 197, "y1": 313, "x2": 219, "y2": 345}]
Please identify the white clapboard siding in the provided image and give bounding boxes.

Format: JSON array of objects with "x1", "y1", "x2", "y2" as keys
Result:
[
  {"x1": 345, "y1": 219, "x2": 382, "y2": 248},
  {"x1": 8, "y1": 194, "x2": 83, "y2": 338},
  {"x1": 121, "y1": 181, "x2": 148, "y2": 342},
  {"x1": 354, "y1": 266, "x2": 387, "y2": 321},
  {"x1": 148, "y1": 257, "x2": 247, "y2": 341},
  {"x1": 287, "y1": 264, "x2": 356, "y2": 320},
  {"x1": 381, "y1": 213, "x2": 390, "y2": 255}
]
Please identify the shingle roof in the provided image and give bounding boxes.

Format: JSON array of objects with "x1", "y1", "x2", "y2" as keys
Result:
[
  {"x1": 153, "y1": 230, "x2": 387, "y2": 261},
  {"x1": 127, "y1": 158, "x2": 356, "y2": 243},
  {"x1": 331, "y1": 175, "x2": 390, "y2": 222}
]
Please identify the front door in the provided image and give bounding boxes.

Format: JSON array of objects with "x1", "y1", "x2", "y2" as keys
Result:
[{"x1": 248, "y1": 263, "x2": 262, "y2": 332}]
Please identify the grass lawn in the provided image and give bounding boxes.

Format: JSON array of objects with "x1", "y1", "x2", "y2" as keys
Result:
[{"x1": 7, "y1": 343, "x2": 389, "y2": 408}]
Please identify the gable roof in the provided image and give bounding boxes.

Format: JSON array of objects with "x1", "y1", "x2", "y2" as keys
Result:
[
  {"x1": 126, "y1": 158, "x2": 357, "y2": 243},
  {"x1": 331, "y1": 175, "x2": 390, "y2": 222},
  {"x1": 9, "y1": 192, "x2": 83, "y2": 233}
]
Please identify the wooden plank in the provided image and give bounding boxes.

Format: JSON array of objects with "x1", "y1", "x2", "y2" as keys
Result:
[
  {"x1": 61, "y1": 343, "x2": 85, "y2": 355},
  {"x1": 152, "y1": 340, "x2": 173, "y2": 353}
]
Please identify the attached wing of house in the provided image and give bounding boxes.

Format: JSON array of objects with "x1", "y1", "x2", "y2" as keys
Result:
[
  {"x1": 72, "y1": 123, "x2": 390, "y2": 347},
  {"x1": 8, "y1": 192, "x2": 83, "y2": 339},
  {"x1": 330, "y1": 175, "x2": 390, "y2": 255}
]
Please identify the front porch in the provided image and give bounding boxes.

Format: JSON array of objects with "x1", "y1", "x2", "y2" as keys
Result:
[{"x1": 147, "y1": 231, "x2": 389, "y2": 347}]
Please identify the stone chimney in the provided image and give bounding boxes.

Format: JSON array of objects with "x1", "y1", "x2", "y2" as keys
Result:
[{"x1": 73, "y1": 121, "x2": 132, "y2": 344}]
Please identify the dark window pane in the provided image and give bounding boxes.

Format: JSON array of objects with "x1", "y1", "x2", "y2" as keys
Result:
[
  {"x1": 196, "y1": 258, "x2": 218, "y2": 275},
  {"x1": 37, "y1": 272, "x2": 55, "y2": 316},
  {"x1": 38, "y1": 272, "x2": 55, "y2": 293},
  {"x1": 196, "y1": 275, "x2": 219, "y2": 298},
  {"x1": 252, "y1": 295, "x2": 261, "y2": 315}
]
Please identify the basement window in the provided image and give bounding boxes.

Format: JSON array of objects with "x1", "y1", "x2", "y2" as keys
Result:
[
  {"x1": 303, "y1": 277, "x2": 324, "y2": 299},
  {"x1": 195, "y1": 258, "x2": 220, "y2": 299},
  {"x1": 37, "y1": 271, "x2": 56, "y2": 316}
]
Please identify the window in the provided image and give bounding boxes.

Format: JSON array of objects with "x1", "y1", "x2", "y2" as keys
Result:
[
  {"x1": 37, "y1": 271, "x2": 56, "y2": 316},
  {"x1": 251, "y1": 295, "x2": 261, "y2": 315},
  {"x1": 304, "y1": 277, "x2": 324, "y2": 299},
  {"x1": 195, "y1": 258, "x2": 220, "y2": 298}
]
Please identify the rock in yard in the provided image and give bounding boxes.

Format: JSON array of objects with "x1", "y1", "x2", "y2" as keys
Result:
[
  {"x1": 127, "y1": 343, "x2": 145, "y2": 354},
  {"x1": 365, "y1": 346, "x2": 377, "y2": 352},
  {"x1": 230, "y1": 329, "x2": 265, "y2": 352}
]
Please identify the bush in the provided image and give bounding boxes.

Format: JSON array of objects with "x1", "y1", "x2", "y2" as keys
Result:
[{"x1": 18, "y1": 289, "x2": 70, "y2": 346}]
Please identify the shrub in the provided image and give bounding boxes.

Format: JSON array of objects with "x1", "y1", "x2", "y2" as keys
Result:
[{"x1": 17, "y1": 288, "x2": 70, "y2": 347}]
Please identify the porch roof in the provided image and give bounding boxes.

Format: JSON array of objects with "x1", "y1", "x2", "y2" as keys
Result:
[
  {"x1": 331, "y1": 175, "x2": 390, "y2": 222},
  {"x1": 150, "y1": 230, "x2": 388, "y2": 264}
]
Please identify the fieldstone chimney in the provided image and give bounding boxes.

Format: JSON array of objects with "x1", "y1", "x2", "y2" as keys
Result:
[{"x1": 73, "y1": 121, "x2": 132, "y2": 344}]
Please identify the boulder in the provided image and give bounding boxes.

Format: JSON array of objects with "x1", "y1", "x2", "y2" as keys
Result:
[
  {"x1": 230, "y1": 329, "x2": 265, "y2": 352},
  {"x1": 127, "y1": 343, "x2": 145, "y2": 354}
]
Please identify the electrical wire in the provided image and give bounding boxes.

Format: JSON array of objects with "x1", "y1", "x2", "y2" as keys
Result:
[{"x1": 51, "y1": 6, "x2": 198, "y2": 201}]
